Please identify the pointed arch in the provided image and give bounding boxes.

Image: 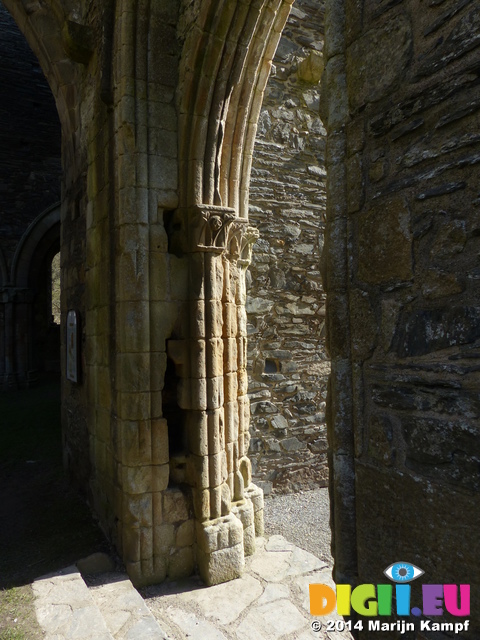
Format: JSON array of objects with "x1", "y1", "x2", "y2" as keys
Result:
[
  {"x1": 178, "y1": 0, "x2": 294, "y2": 216},
  {"x1": 12, "y1": 203, "x2": 61, "y2": 288},
  {"x1": 1, "y1": 0, "x2": 80, "y2": 160}
]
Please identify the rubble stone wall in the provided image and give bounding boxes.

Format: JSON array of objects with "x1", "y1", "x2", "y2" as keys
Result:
[{"x1": 247, "y1": 0, "x2": 329, "y2": 495}]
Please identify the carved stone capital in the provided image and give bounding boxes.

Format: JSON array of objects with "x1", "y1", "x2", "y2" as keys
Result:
[
  {"x1": 236, "y1": 226, "x2": 259, "y2": 267},
  {"x1": 189, "y1": 205, "x2": 237, "y2": 253},
  {"x1": 167, "y1": 206, "x2": 259, "y2": 260}
]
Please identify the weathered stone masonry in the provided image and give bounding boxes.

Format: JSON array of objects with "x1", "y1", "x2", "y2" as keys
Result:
[
  {"x1": 2, "y1": 2, "x2": 480, "y2": 637},
  {"x1": 1, "y1": 0, "x2": 295, "y2": 589},
  {"x1": 0, "y1": 3, "x2": 62, "y2": 386},
  {"x1": 247, "y1": 0, "x2": 329, "y2": 495},
  {"x1": 322, "y1": 0, "x2": 480, "y2": 636}
]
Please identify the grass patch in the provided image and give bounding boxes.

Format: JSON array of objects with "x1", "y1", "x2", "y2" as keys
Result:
[{"x1": 0, "y1": 585, "x2": 42, "y2": 640}]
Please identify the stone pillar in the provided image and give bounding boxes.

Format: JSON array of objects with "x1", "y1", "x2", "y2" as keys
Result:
[
  {"x1": 169, "y1": 205, "x2": 263, "y2": 584},
  {"x1": 175, "y1": 0, "x2": 293, "y2": 584}
]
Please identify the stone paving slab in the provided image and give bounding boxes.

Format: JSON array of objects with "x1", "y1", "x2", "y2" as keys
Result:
[
  {"x1": 142, "y1": 536, "x2": 354, "y2": 640},
  {"x1": 87, "y1": 572, "x2": 168, "y2": 640},
  {"x1": 33, "y1": 565, "x2": 168, "y2": 640},
  {"x1": 32, "y1": 566, "x2": 114, "y2": 640},
  {"x1": 32, "y1": 536, "x2": 353, "y2": 640}
]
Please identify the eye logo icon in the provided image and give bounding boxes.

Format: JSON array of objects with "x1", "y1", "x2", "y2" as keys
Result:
[{"x1": 384, "y1": 562, "x2": 424, "y2": 583}]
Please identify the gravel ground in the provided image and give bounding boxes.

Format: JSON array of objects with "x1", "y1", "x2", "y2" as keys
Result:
[{"x1": 263, "y1": 487, "x2": 333, "y2": 564}]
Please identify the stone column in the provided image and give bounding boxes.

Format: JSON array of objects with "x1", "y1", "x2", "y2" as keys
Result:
[{"x1": 170, "y1": 204, "x2": 263, "y2": 584}]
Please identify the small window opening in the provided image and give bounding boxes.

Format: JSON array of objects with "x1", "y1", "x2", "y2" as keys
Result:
[
  {"x1": 264, "y1": 358, "x2": 279, "y2": 373},
  {"x1": 163, "y1": 209, "x2": 183, "y2": 257}
]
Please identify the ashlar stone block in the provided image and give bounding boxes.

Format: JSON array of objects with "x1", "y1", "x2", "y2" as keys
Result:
[
  {"x1": 207, "y1": 376, "x2": 224, "y2": 410},
  {"x1": 126, "y1": 558, "x2": 166, "y2": 588},
  {"x1": 237, "y1": 305, "x2": 247, "y2": 337},
  {"x1": 245, "y1": 483, "x2": 264, "y2": 537},
  {"x1": 122, "y1": 525, "x2": 141, "y2": 563},
  {"x1": 119, "y1": 421, "x2": 151, "y2": 466},
  {"x1": 231, "y1": 499, "x2": 255, "y2": 556},
  {"x1": 188, "y1": 377, "x2": 207, "y2": 411},
  {"x1": 117, "y1": 391, "x2": 150, "y2": 420},
  {"x1": 223, "y1": 337, "x2": 237, "y2": 373},
  {"x1": 225, "y1": 372, "x2": 238, "y2": 402},
  {"x1": 237, "y1": 337, "x2": 247, "y2": 369},
  {"x1": 150, "y1": 352, "x2": 167, "y2": 392},
  {"x1": 234, "y1": 469, "x2": 245, "y2": 501},
  {"x1": 188, "y1": 253, "x2": 205, "y2": 301},
  {"x1": 225, "y1": 402, "x2": 239, "y2": 444},
  {"x1": 210, "y1": 484, "x2": 222, "y2": 519},
  {"x1": 140, "y1": 525, "x2": 153, "y2": 560},
  {"x1": 186, "y1": 454, "x2": 209, "y2": 489},
  {"x1": 196, "y1": 515, "x2": 245, "y2": 586},
  {"x1": 208, "y1": 408, "x2": 225, "y2": 455},
  {"x1": 239, "y1": 456, "x2": 252, "y2": 488},
  {"x1": 163, "y1": 488, "x2": 191, "y2": 523},
  {"x1": 206, "y1": 338, "x2": 224, "y2": 377},
  {"x1": 186, "y1": 411, "x2": 209, "y2": 456},
  {"x1": 116, "y1": 353, "x2": 151, "y2": 393},
  {"x1": 223, "y1": 302, "x2": 238, "y2": 337},
  {"x1": 192, "y1": 487, "x2": 210, "y2": 521},
  {"x1": 153, "y1": 523, "x2": 175, "y2": 555},
  {"x1": 122, "y1": 492, "x2": 153, "y2": 528},
  {"x1": 150, "y1": 419, "x2": 169, "y2": 465},
  {"x1": 208, "y1": 451, "x2": 228, "y2": 488},
  {"x1": 176, "y1": 519, "x2": 195, "y2": 547},
  {"x1": 206, "y1": 299, "x2": 224, "y2": 337},
  {"x1": 168, "y1": 547, "x2": 195, "y2": 580},
  {"x1": 237, "y1": 370, "x2": 249, "y2": 396},
  {"x1": 205, "y1": 254, "x2": 224, "y2": 301},
  {"x1": 195, "y1": 513, "x2": 243, "y2": 553},
  {"x1": 190, "y1": 300, "x2": 206, "y2": 337},
  {"x1": 189, "y1": 339, "x2": 207, "y2": 378}
]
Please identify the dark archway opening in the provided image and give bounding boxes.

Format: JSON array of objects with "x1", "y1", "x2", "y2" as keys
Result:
[
  {"x1": 30, "y1": 235, "x2": 61, "y2": 376},
  {"x1": 0, "y1": 3, "x2": 109, "y2": 604}
]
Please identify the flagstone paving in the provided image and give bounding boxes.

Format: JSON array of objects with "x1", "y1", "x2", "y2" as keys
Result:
[
  {"x1": 32, "y1": 536, "x2": 353, "y2": 640},
  {"x1": 142, "y1": 536, "x2": 353, "y2": 640}
]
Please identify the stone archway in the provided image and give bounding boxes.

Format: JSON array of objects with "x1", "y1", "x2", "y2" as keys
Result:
[
  {"x1": 12, "y1": 204, "x2": 61, "y2": 288},
  {"x1": 11, "y1": 204, "x2": 61, "y2": 379},
  {"x1": 3, "y1": 0, "x2": 300, "y2": 588}
]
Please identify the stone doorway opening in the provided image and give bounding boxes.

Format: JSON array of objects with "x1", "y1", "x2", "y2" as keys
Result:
[
  {"x1": 0, "y1": 1, "x2": 62, "y2": 388},
  {"x1": 247, "y1": 0, "x2": 330, "y2": 497},
  {"x1": 0, "y1": 1, "x2": 110, "y2": 593}
]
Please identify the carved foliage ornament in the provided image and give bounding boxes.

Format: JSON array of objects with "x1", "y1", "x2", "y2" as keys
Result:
[{"x1": 169, "y1": 206, "x2": 259, "y2": 262}]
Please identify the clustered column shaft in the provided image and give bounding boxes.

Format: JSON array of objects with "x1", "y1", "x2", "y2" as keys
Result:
[{"x1": 172, "y1": 204, "x2": 264, "y2": 584}]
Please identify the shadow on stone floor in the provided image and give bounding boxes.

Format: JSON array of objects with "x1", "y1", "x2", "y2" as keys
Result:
[{"x1": 0, "y1": 374, "x2": 110, "y2": 589}]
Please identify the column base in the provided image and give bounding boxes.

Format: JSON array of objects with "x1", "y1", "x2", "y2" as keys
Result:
[
  {"x1": 231, "y1": 498, "x2": 255, "y2": 556},
  {"x1": 196, "y1": 514, "x2": 245, "y2": 585},
  {"x1": 245, "y1": 482, "x2": 264, "y2": 537}
]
